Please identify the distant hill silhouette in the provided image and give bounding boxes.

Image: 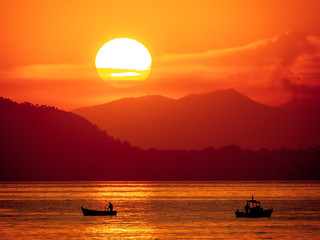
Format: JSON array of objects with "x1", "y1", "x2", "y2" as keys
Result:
[
  {"x1": 0, "y1": 97, "x2": 136, "y2": 180},
  {"x1": 72, "y1": 89, "x2": 320, "y2": 150},
  {"x1": 1, "y1": 97, "x2": 319, "y2": 180}
]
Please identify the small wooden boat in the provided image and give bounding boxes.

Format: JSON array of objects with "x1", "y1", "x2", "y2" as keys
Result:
[
  {"x1": 81, "y1": 207, "x2": 117, "y2": 216},
  {"x1": 235, "y1": 196, "x2": 273, "y2": 218}
]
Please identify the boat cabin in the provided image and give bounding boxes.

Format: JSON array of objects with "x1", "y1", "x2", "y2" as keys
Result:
[
  {"x1": 248, "y1": 196, "x2": 260, "y2": 207},
  {"x1": 244, "y1": 196, "x2": 263, "y2": 214}
]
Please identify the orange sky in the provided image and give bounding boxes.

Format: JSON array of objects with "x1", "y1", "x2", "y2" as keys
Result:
[{"x1": 1, "y1": 0, "x2": 320, "y2": 109}]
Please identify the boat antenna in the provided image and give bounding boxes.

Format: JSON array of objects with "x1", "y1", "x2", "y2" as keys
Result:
[{"x1": 252, "y1": 195, "x2": 254, "y2": 200}]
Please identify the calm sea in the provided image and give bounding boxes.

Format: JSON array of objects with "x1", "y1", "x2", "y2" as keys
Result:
[{"x1": 0, "y1": 181, "x2": 319, "y2": 239}]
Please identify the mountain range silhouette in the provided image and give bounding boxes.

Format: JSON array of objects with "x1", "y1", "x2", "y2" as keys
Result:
[
  {"x1": 72, "y1": 89, "x2": 320, "y2": 150},
  {"x1": 1, "y1": 95, "x2": 319, "y2": 180}
]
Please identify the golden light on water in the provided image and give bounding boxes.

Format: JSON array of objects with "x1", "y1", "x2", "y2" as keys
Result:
[{"x1": 1, "y1": 182, "x2": 320, "y2": 239}]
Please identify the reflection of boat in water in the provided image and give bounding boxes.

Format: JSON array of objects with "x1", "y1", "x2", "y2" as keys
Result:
[
  {"x1": 81, "y1": 207, "x2": 117, "y2": 216},
  {"x1": 235, "y1": 196, "x2": 273, "y2": 218}
]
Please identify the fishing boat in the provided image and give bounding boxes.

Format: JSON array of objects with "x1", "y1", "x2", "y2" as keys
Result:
[
  {"x1": 81, "y1": 207, "x2": 117, "y2": 216},
  {"x1": 235, "y1": 196, "x2": 273, "y2": 218}
]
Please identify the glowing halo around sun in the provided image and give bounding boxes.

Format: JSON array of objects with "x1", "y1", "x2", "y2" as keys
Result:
[{"x1": 95, "y1": 38, "x2": 152, "y2": 87}]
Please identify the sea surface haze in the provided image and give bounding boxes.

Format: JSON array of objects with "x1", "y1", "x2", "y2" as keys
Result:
[{"x1": 0, "y1": 181, "x2": 319, "y2": 239}]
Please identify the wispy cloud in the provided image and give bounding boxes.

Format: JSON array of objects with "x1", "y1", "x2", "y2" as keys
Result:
[
  {"x1": 0, "y1": 64, "x2": 97, "y2": 81},
  {"x1": 151, "y1": 31, "x2": 320, "y2": 104}
]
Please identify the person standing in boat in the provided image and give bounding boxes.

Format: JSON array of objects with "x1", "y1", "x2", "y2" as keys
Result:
[
  {"x1": 108, "y1": 202, "x2": 113, "y2": 212},
  {"x1": 245, "y1": 202, "x2": 249, "y2": 214}
]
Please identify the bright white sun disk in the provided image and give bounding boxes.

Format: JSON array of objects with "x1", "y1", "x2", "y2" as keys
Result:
[{"x1": 95, "y1": 38, "x2": 152, "y2": 71}]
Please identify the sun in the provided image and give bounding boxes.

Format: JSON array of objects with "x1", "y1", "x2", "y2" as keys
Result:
[{"x1": 95, "y1": 38, "x2": 152, "y2": 87}]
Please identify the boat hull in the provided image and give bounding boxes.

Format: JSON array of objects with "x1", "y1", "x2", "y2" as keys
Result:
[
  {"x1": 235, "y1": 208, "x2": 273, "y2": 218},
  {"x1": 81, "y1": 207, "x2": 117, "y2": 216}
]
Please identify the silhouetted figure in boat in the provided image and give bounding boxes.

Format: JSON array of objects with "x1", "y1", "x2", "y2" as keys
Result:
[
  {"x1": 108, "y1": 202, "x2": 113, "y2": 212},
  {"x1": 245, "y1": 202, "x2": 250, "y2": 214}
]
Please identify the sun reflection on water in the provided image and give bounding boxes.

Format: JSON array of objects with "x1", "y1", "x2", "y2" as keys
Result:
[{"x1": 0, "y1": 181, "x2": 320, "y2": 239}]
